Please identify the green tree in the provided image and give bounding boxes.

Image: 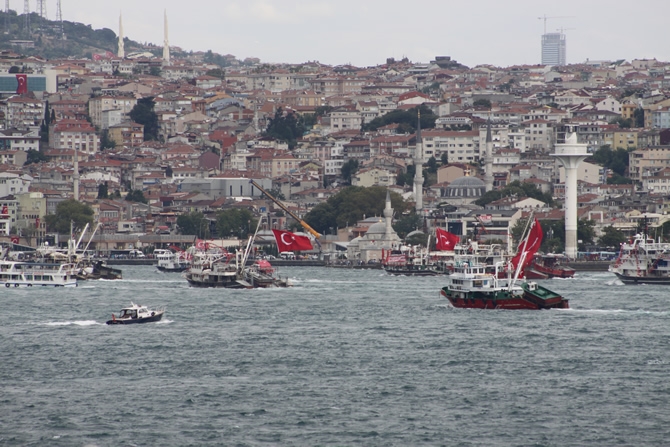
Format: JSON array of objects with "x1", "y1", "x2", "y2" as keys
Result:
[
  {"x1": 440, "y1": 152, "x2": 448, "y2": 166},
  {"x1": 149, "y1": 66, "x2": 162, "y2": 77},
  {"x1": 176, "y1": 212, "x2": 210, "y2": 237},
  {"x1": 125, "y1": 189, "x2": 147, "y2": 204},
  {"x1": 589, "y1": 145, "x2": 632, "y2": 177},
  {"x1": 263, "y1": 107, "x2": 306, "y2": 149},
  {"x1": 474, "y1": 181, "x2": 552, "y2": 207},
  {"x1": 129, "y1": 97, "x2": 159, "y2": 141},
  {"x1": 473, "y1": 98, "x2": 492, "y2": 109},
  {"x1": 598, "y1": 226, "x2": 626, "y2": 248},
  {"x1": 396, "y1": 164, "x2": 415, "y2": 187},
  {"x1": 362, "y1": 104, "x2": 436, "y2": 134},
  {"x1": 426, "y1": 156, "x2": 438, "y2": 174},
  {"x1": 633, "y1": 108, "x2": 644, "y2": 128},
  {"x1": 304, "y1": 186, "x2": 408, "y2": 234},
  {"x1": 24, "y1": 149, "x2": 47, "y2": 165},
  {"x1": 216, "y1": 208, "x2": 257, "y2": 238},
  {"x1": 44, "y1": 199, "x2": 94, "y2": 234},
  {"x1": 393, "y1": 213, "x2": 421, "y2": 239},
  {"x1": 100, "y1": 129, "x2": 116, "y2": 149},
  {"x1": 341, "y1": 159, "x2": 359, "y2": 184},
  {"x1": 97, "y1": 183, "x2": 109, "y2": 199}
]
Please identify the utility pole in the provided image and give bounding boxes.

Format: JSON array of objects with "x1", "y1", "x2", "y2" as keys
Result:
[
  {"x1": 55, "y1": 0, "x2": 63, "y2": 38},
  {"x1": 35, "y1": 0, "x2": 45, "y2": 18},
  {"x1": 23, "y1": 0, "x2": 29, "y2": 36}
]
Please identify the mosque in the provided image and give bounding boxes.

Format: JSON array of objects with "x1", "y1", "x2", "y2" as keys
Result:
[{"x1": 347, "y1": 191, "x2": 401, "y2": 262}]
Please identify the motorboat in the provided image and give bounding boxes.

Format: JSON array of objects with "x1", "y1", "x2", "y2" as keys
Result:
[{"x1": 106, "y1": 303, "x2": 165, "y2": 325}]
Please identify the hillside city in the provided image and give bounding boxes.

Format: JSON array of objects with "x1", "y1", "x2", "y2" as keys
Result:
[{"x1": 1, "y1": 14, "x2": 670, "y2": 260}]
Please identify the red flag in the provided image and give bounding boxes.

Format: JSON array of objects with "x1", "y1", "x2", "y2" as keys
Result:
[
  {"x1": 511, "y1": 218, "x2": 543, "y2": 271},
  {"x1": 435, "y1": 228, "x2": 460, "y2": 251},
  {"x1": 272, "y1": 229, "x2": 313, "y2": 252},
  {"x1": 15, "y1": 74, "x2": 28, "y2": 94},
  {"x1": 11, "y1": 236, "x2": 19, "y2": 244},
  {"x1": 1, "y1": 205, "x2": 7, "y2": 215}
]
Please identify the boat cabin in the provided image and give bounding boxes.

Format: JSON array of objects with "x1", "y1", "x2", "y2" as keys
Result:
[{"x1": 118, "y1": 304, "x2": 152, "y2": 319}]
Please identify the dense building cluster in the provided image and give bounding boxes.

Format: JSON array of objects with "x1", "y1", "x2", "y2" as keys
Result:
[{"x1": 1, "y1": 32, "x2": 670, "y2": 253}]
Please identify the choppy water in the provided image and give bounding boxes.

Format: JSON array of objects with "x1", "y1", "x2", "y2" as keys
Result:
[{"x1": 1, "y1": 266, "x2": 669, "y2": 446}]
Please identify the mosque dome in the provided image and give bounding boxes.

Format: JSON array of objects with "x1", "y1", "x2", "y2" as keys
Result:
[
  {"x1": 445, "y1": 176, "x2": 486, "y2": 198},
  {"x1": 364, "y1": 220, "x2": 387, "y2": 237}
]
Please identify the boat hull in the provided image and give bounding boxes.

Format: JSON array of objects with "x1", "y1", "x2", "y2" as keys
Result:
[
  {"x1": 384, "y1": 267, "x2": 441, "y2": 276},
  {"x1": 440, "y1": 285, "x2": 569, "y2": 310},
  {"x1": 613, "y1": 273, "x2": 670, "y2": 285},
  {"x1": 157, "y1": 265, "x2": 189, "y2": 273},
  {"x1": 3, "y1": 281, "x2": 77, "y2": 288},
  {"x1": 106, "y1": 312, "x2": 164, "y2": 325},
  {"x1": 185, "y1": 277, "x2": 253, "y2": 289}
]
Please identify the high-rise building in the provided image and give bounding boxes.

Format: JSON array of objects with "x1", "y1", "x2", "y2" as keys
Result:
[{"x1": 541, "y1": 32, "x2": 566, "y2": 66}]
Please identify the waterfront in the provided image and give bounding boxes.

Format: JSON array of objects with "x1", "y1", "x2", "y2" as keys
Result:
[{"x1": 1, "y1": 266, "x2": 668, "y2": 446}]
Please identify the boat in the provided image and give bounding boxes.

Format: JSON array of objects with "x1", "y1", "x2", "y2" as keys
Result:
[
  {"x1": 382, "y1": 247, "x2": 441, "y2": 276},
  {"x1": 184, "y1": 220, "x2": 291, "y2": 288},
  {"x1": 530, "y1": 254, "x2": 576, "y2": 278},
  {"x1": 106, "y1": 302, "x2": 165, "y2": 325},
  {"x1": 78, "y1": 260, "x2": 123, "y2": 280},
  {"x1": 440, "y1": 258, "x2": 569, "y2": 310},
  {"x1": 0, "y1": 259, "x2": 78, "y2": 287},
  {"x1": 609, "y1": 233, "x2": 670, "y2": 284},
  {"x1": 440, "y1": 218, "x2": 569, "y2": 310},
  {"x1": 155, "y1": 248, "x2": 190, "y2": 272}
]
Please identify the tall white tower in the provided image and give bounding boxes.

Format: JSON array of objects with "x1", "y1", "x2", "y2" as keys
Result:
[
  {"x1": 162, "y1": 10, "x2": 170, "y2": 65},
  {"x1": 117, "y1": 13, "x2": 125, "y2": 58},
  {"x1": 73, "y1": 147, "x2": 80, "y2": 201},
  {"x1": 484, "y1": 118, "x2": 494, "y2": 192},
  {"x1": 384, "y1": 190, "x2": 393, "y2": 236},
  {"x1": 36, "y1": 0, "x2": 46, "y2": 18},
  {"x1": 413, "y1": 110, "x2": 423, "y2": 212},
  {"x1": 552, "y1": 133, "x2": 588, "y2": 258}
]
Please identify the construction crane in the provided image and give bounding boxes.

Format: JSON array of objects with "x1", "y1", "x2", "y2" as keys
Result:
[
  {"x1": 556, "y1": 27, "x2": 576, "y2": 34},
  {"x1": 538, "y1": 15, "x2": 575, "y2": 34},
  {"x1": 249, "y1": 180, "x2": 322, "y2": 240}
]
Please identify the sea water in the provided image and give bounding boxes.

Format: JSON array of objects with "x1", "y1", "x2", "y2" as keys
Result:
[{"x1": 0, "y1": 266, "x2": 668, "y2": 446}]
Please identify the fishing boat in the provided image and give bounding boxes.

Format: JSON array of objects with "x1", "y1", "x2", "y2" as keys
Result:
[
  {"x1": 106, "y1": 302, "x2": 165, "y2": 325},
  {"x1": 440, "y1": 217, "x2": 569, "y2": 310},
  {"x1": 609, "y1": 233, "x2": 670, "y2": 284},
  {"x1": 530, "y1": 254, "x2": 575, "y2": 278},
  {"x1": 382, "y1": 247, "x2": 441, "y2": 276},
  {"x1": 0, "y1": 259, "x2": 78, "y2": 287},
  {"x1": 155, "y1": 248, "x2": 190, "y2": 272},
  {"x1": 440, "y1": 259, "x2": 569, "y2": 310}
]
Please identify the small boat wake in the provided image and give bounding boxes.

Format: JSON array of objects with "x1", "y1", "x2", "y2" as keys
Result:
[
  {"x1": 556, "y1": 308, "x2": 669, "y2": 316},
  {"x1": 43, "y1": 320, "x2": 101, "y2": 326}
]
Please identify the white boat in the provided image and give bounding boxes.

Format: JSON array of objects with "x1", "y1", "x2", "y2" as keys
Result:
[
  {"x1": 609, "y1": 233, "x2": 670, "y2": 284},
  {"x1": 0, "y1": 260, "x2": 78, "y2": 288},
  {"x1": 106, "y1": 302, "x2": 165, "y2": 325},
  {"x1": 155, "y1": 249, "x2": 190, "y2": 272}
]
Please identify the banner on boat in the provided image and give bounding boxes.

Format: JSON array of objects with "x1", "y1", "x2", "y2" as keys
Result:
[
  {"x1": 511, "y1": 218, "x2": 543, "y2": 271},
  {"x1": 272, "y1": 229, "x2": 313, "y2": 252}
]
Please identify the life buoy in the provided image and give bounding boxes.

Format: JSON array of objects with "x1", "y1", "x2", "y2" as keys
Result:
[
  {"x1": 27, "y1": 284, "x2": 32, "y2": 287},
  {"x1": 14, "y1": 284, "x2": 19, "y2": 287},
  {"x1": 5, "y1": 283, "x2": 9, "y2": 287}
]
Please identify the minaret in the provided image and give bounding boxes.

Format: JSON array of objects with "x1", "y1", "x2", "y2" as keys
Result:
[
  {"x1": 384, "y1": 190, "x2": 393, "y2": 237},
  {"x1": 552, "y1": 132, "x2": 588, "y2": 259},
  {"x1": 73, "y1": 147, "x2": 80, "y2": 201},
  {"x1": 413, "y1": 110, "x2": 423, "y2": 212},
  {"x1": 485, "y1": 117, "x2": 494, "y2": 192},
  {"x1": 163, "y1": 10, "x2": 171, "y2": 65},
  {"x1": 117, "y1": 13, "x2": 125, "y2": 58}
]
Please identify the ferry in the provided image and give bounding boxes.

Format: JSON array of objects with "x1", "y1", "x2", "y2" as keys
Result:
[
  {"x1": 0, "y1": 260, "x2": 78, "y2": 288},
  {"x1": 155, "y1": 248, "x2": 190, "y2": 272},
  {"x1": 609, "y1": 233, "x2": 670, "y2": 284}
]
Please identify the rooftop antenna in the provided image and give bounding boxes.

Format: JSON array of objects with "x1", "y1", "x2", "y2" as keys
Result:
[
  {"x1": 23, "y1": 0, "x2": 29, "y2": 35},
  {"x1": 4, "y1": 0, "x2": 9, "y2": 35}
]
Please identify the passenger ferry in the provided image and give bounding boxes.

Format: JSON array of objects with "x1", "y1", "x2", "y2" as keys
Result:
[{"x1": 0, "y1": 260, "x2": 78, "y2": 288}]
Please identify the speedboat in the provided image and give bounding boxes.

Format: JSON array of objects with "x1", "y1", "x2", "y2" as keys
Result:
[{"x1": 106, "y1": 303, "x2": 165, "y2": 325}]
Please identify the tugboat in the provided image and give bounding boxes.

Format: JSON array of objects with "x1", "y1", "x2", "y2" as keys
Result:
[
  {"x1": 106, "y1": 303, "x2": 165, "y2": 324},
  {"x1": 609, "y1": 232, "x2": 670, "y2": 284},
  {"x1": 530, "y1": 254, "x2": 575, "y2": 278}
]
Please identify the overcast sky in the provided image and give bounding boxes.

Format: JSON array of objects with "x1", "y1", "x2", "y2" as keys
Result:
[{"x1": 36, "y1": 0, "x2": 670, "y2": 67}]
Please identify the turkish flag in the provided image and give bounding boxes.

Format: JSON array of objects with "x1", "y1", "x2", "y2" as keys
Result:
[
  {"x1": 511, "y1": 218, "x2": 543, "y2": 271},
  {"x1": 272, "y1": 229, "x2": 313, "y2": 252},
  {"x1": 11, "y1": 236, "x2": 19, "y2": 244},
  {"x1": 16, "y1": 74, "x2": 28, "y2": 94},
  {"x1": 1, "y1": 205, "x2": 7, "y2": 215},
  {"x1": 435, "y1": 228, "x2": 460, "y2": 251}
]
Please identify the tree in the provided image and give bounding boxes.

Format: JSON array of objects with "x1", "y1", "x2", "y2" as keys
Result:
[
  {"x1": 589, "y1": 145, "x2": 632, "y2": 177},
  {"x1": 633, "y1": 108, "x2": 644, "y2": 128},
  {"x1": 125, "y1": 189, "x2": 147, "y2": 204},
  {"x1": 426, "y1": 156, "x2": 438, "y2": 174},
  {"x1": 362, "y1": 104, "x2": 436, "y2": 134},
  {"x1": 216, "y1": 208, "x2": 257, "y2": 239},
  {"x1": 396, "y1": 164, "x2": 415, "y2": 187},
  {"x1": 100, "y1": 129, "x2": 116, "y2": 150},
  {"x1": 24, "y1": 149, "x2": 47, "y2": 165},
  {"x1": 44, "y1": 200, "x2": 94, "y2": 234},
  {"x1": 393, "y1": 213, "x2": 421, "y2": 239},
  {"x1": 263, "y1": 107, "x2": 306, "y2": 149},
  {"x1": 129, "y1": 97, "x2": 159, "y2": 141},
  {"x1": 177, "y1": 212, "x2": 209, "y2": 237},
  {"x1": 440, "y1": 153, "x2": 448, "y2": 166},
  {"x1": 474, "y1": 181, "x2": 553, "y2": 207},
  {"x1": 304, "y1": 186, "x2": 408, "y2": 234},
  {"x1": 341, "y1": 159, "x2": 359, "y2": 184},
  {"x1": 598, "y1": 226, "x2": 626, "y2": 248},
  {"x1": 97, "y1": 183, "x2": 109, "y2": 199},
  {"x1": 473, "y1": 98, "x2": 492, "y2": 109}
]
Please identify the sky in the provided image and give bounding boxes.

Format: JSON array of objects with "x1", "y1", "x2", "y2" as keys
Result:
[{"x1": 33, "y1": 0, "x2": 670, "y2": 67}]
